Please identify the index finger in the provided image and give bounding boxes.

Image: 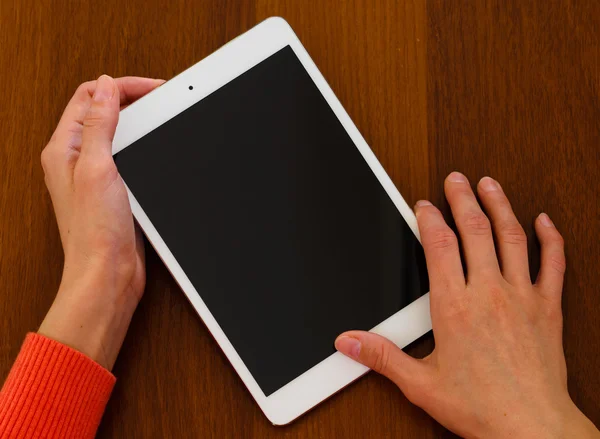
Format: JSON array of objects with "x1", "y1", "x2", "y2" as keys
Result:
[
  {"x1": 43, "y1": 76, "x2": 164, "y2": 192},
  {"x1": 115, "y1": 76, "x2": 166, "y2": 109},
  {"x1": 52, "y1": 77, "x2": 164, "y2": 143},
  {"x1": 415, "y1": 200, "x2": 465, "y2": 294}
]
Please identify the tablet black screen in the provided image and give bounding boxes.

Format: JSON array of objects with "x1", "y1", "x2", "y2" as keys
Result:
[{"x1": 114, "y1": 45, "x2": 428, "y2": 396}]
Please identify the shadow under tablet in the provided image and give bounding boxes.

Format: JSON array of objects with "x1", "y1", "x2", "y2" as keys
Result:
[{"x1": 114, "y1": 45, "x2": 429, "y2": 396}]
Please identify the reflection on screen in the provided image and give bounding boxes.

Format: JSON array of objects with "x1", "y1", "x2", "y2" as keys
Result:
[{"x1": 114, "y1": 45, "x2": 428, "y2": 396}]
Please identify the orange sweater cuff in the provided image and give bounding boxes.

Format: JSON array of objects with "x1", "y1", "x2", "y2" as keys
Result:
[{"x1": 0, "y1": 333, "x2": 116, "y2": 439}]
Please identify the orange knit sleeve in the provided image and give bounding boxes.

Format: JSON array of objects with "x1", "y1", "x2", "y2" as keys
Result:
[{"x1": 0, "y1": 333, "x2": 115, "y2": 439}]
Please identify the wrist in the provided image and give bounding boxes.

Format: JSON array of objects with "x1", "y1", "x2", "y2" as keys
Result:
[
  {"x1": 38, "y1": 273, "x2": 137, "y2": 370},
  {"x1": 478, "y1": 398, "x2": 599, "y2": 439},
  {"x1": 561, "y1": 403, "x2": 600, "y2": 438}
]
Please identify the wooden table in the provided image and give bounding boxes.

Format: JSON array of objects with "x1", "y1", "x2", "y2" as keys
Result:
[{"x1": 1, "y1": 0, "x2": 598, "y2": 437}]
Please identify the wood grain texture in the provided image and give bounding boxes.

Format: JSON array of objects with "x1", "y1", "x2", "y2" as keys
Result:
[
  {"x1": 0, "y1": 0, "x2": 597, "y2": 437},
  {"x1": 427, "y1": 0, "x2": 600, "y2": 428}
]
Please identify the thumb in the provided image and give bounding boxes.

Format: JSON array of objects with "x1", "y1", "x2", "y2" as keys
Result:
[
  {"x1": 81, "y1": 74, "x2": 120, "y2": 162},
  {"x1": 335, "y1": 331, "x2": 430, "y2": 399}
]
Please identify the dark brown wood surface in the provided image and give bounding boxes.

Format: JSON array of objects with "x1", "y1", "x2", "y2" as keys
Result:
[{"x1": 0, "y1": 0, "x2": 598, "y2": 437}]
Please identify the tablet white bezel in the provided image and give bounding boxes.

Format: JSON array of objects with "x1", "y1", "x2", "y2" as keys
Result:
[{"x1": 112, "y1": 17, "x2": 432, "y2": 425}]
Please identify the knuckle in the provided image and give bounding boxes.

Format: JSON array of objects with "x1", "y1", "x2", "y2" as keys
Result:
[
  {"x1": 442, "y1": 297, "x2": 470, "y2": 322},
  {"x1": 78, "y1": 159, "x2": 118, "y2": 184},
  {"x1": 40, "y1": 148, "x2": 51, "y2": 171},
  {"x1": 83, "y1": 110, "x2": 107, "y2": 130},
  {"x1": 372, "y1": 344, "x2": 391, "y2": 375},
  {"x1": 40, "y1": 143, "x2": 58, "y2": 174},
  {"x1": 75, "y1": 82, "x2": 88, "y2": 95},
  {"x1": 75, "y1": 80, "x2": 94, "y2": 97},
  {"x1": 462, "y1": 211, "x2": 491, "y2": 235},
  {"x1": 425, "y1": 228, "x2": 458, "y2": 251},
  {"x1": 498, "y1": 222, "x2": 527, "y2": 245},
  {"x1": 548, "y1": 255, "x2": 566, "y2": 274},
  {"x1": 532, "y1": 292, "x2": 564, "y2": 331}
]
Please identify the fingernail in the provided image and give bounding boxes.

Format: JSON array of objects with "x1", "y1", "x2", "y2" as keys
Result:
[
  {"x1": 93, "y1": 75, "x2": 115, "y2": 102},
  {"x1": 415, "y1": 200, "x2": 432, "y2": 216},
  {"x1": 447, "y1": 171, "x2": 467, "y2": 183},
  {"x1": 539, "y1": 213, "x2": 554, "y2": 227},
  {"x1": 479, "y1": 176, "x2": 500, "y2": 192},
  {"x1": 335, "y1": 336, "x2": 361, "y2": 359}
]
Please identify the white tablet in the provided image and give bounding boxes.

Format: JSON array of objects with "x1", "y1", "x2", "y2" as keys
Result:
[{"x1": 112, "y1": 17, "x2": 432, "y2": 425}]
